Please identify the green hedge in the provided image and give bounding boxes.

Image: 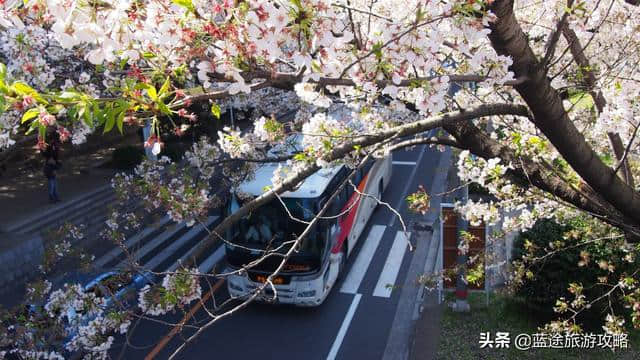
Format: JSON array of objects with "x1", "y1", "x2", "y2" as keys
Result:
[{"x1": 512, "y1": 219, "x2": 638, "y2": 330}]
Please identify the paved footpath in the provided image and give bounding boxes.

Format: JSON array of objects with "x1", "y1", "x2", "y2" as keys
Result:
[
  {"x1": 0, "y1": 160, "x2": 117, "y2": 307},
  {"x1": 0, "y1": 167, "x2": 116, "y2": 230}
]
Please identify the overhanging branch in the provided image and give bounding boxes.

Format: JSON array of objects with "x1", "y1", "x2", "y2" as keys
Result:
[
  {"x1": 186, "y1": 103, "x2": 528, "y2": 263},
  {"x1": 204, "y1": 70, "x2": 527, "y2": 91},
  {"x1": 487, "y1": 0, "x2": 640, "y2": 224},
  {"x1": 443, "y1": 120, "x2": 640, "y2": 235}
]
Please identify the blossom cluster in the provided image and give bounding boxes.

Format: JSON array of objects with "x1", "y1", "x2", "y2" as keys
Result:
[
  {"x1": 0, "y1": 0, "x2": 638, "y2": 356},
  {"x1": 138, "y1": 268, "x2": 202, "y2": 316}
]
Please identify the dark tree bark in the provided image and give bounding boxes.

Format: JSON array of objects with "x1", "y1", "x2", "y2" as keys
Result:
[
  {"x1": 444, "y1": 121, "x2": 640, "y2": 236},
  {"x1": 487, "y1": 0, "x2": 640, "y2": 225},
  {"x1": 560, "y1": 25, "x2": 634, "y2": 188}
]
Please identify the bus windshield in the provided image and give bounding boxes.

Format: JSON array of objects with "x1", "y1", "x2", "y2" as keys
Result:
[{"x1": 225, "y1": 196, "x2": 327, "y2": 272}]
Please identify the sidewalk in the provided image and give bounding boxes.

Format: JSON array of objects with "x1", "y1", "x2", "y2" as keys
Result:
[
  {"x1": 0, "y1": 129, "x2": 143, "y2": 229},
  {"x1": 411, "y1": 293, "x2": 444, "y2": 360},
  {"x1": 0, "y1": 139, "x2": 124, "y2": 230},
  {"x1": 0, "y1": 168, "x2": 116, "y2": 230}
]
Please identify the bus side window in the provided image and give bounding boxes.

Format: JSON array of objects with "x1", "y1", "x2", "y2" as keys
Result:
[
  {"x1": 338, "y1": 186, "x2": 350, "y2": 221},
  {"x1": 354, "y1": 167, "x2": 363, "y2": 186},
  {"x1": 364, "y1": 158, "x2": 374, "y2": 174},
  {"x1": 332, "y1": 191, "x2": 343, "y2": 217}
]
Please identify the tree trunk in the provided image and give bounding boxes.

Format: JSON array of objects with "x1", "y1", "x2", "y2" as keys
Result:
[{"x1": 487, "y1": 0, "x2": 640, "y2": 225}]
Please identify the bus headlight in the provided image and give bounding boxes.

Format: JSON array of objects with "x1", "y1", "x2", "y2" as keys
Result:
[
  {"x1": 228, "y1": 281, "x2": 243, "y2": 292},
  {"x1": 298, "y1": 290, "x2": 316, "y2": 298}
]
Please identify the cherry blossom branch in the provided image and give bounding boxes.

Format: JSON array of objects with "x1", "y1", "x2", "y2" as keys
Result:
[
  {"x1": 167, "y1": 148, "x2": 377, "y2": 360},
  {"x1": 613, "y1": 120, "x2": 640, "y2": 176},
  {"x1": 541, "y1": 0, "x2": 573, "y2": 69},
  {"x1": 331, "y1": 2, "x2": 393, "y2": 22},
  {"x1": 385, "y1": 135, "x2": 461, "y2": 152},
  {"x1": 488, "y1": 0, "x2": 640, "y2": 225},
  {"x1": 184, "y1": 104, "x2": 529, "y2": 264},
  {"x1": 338, "y1": 15, "x2": 451, "y2": 79},
  {"x1": 528, "y1": 234, "x2": 624, "y2": 263},
  {"x1": 344, "y1": 0, "x2": 363, "y2": 49},
  {"x1": 561, "y1": 22, "x2": 635, "y2": 187},
  {"x1": 204, "y1": 69, "x2": 528, "y2": 88},
  {"x1": 443, "y1": 119, "x2": 640, "y2": 237}
]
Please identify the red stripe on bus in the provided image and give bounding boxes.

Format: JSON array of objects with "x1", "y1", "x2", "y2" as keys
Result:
[{"x1": 331, "y1": 173, "x2": 369, "y2": 254}]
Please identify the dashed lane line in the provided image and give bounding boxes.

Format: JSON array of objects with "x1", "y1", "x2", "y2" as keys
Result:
[{"x1": 326, "y1": 293, "x2": 362, "y2": 360}]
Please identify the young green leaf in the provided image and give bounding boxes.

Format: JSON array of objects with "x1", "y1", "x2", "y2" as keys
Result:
[
  {"x1": 144, "y1": 84, "x2": 158, "y2": 101},
  {"x1": 21, "y1": 108, "x2": 40, "y2": 123},
  {"x1": 103, "y1": 112, "x2": 116, "y2": 133},
  {"x1": 172, "y1": 0, "x2": 195, "y2": 13},
  {"x1": 116, "y1": 111, "x2": 125, "y2": 134},
  {"x1": 13, "y1": 82, "x2": 45, "y2": 104},
  {"x1": 211, "y1": 103, "x2": 221, "y2": 119},
  {"x1": 159, "y1": 77, "x2": 171, "y2": 98}
]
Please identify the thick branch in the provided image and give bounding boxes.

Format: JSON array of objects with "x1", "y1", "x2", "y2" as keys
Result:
[
  {"x1": 487, "y1": 0, "x2": 640, "y2": 225},
  {"x1": 561, "y1": 24, "x2": 634, "y2": 187},
  {"x1": 444, "y1": 120, "x2": 639, "y2": 234},
  {"x1": 386, "y1": 135, "x2": 461, "y2": 152},
  {"x1": 205, "y1": 70, "x2": 527, "y2": 90},
  {"x1": 186, "y1": 104, "x2": 528, "y2": 263}
]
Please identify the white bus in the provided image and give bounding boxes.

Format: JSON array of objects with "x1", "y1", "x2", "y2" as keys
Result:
[{"x1": 224, "y1": 155, "x2": 392, "y2": 306}]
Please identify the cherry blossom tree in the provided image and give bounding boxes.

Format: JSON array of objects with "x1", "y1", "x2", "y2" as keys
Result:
[{"x1": 1, "y1": 0, "x2": 640, "y2": 358}]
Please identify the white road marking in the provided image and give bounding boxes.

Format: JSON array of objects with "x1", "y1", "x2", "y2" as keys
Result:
[
  {"x1": 340, "y1": 225, "x2": 386, "y2": 294},
  {"x1": 119, "y1": 221, "x2": 187, "y2": 267},
  {"x1": 391, "y1": 161, "x2": 417, "y2": 166},
  {"x1": 198, "y1": 245, "x2": 225, "y2": 274},
  {"x1": 165, "y1": 217, "x2": 219, "y2": 272},
  {"x1": 94, "y1": 215, "x2": 172, "y2": 268},
  {"x1": 144, "y1": 216, "x2": 217, "y2": 272},
  {"x1": 327, "y1": 293, "x2": 362, "y2": 360},
  {"x1": 373, "y1": 231, "x2": 410, "y2": 298}
]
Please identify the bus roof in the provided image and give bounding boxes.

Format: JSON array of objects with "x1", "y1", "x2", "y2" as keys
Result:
[{"x1": 238, "y1": 162, "x2": 344, "y2": 199}]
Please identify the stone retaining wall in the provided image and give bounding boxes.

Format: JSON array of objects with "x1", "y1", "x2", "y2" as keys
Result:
[{"x1": 0, "y1": 232, "x2": 43, "y2": 298}]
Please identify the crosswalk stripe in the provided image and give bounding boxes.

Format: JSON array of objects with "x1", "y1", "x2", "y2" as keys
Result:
[
  {"x1": 197, "y1": 245, "x2": 225, "y2": 274},
  {"x1": 165, "y1": 218, "x2": 219, "y2": 272},
  {"x1": 94, "y1": 215, "x2": 172, "y2": 268},
  {"x1": 340, "y1": 224, "x2": 386, "y2": 294},
  {"x1": 373, "y1": 231, "x2": 410, "y2": 298},
  {"x1": 144, "y1": 216, "x2": 217, "y2": 272},
  {"x1": 118, "y1": 221, "x2": 187, "y2": 268},
  {"x1": 391, "y1": 161, "x2": 417, "y2": 166}
]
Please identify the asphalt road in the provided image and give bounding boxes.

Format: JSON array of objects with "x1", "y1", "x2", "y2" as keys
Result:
[{"x1": 109, "y1": 141, "x2": 449, "y2": 360}]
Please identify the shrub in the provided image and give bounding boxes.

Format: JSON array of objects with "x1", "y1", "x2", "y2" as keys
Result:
[
  {"x1": 112, "y1": 145, "x2": 144, "y2": 170},
  {"x1": 512, "y1": 219, "x2": 638, "y2": 330}
]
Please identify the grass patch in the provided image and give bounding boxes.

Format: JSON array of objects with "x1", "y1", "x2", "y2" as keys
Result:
[{"x1": 436, "y1": 292, "x2": 639, "y2": 360}]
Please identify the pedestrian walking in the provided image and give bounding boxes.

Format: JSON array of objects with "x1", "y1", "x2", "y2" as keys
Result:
[
  {"x1": 42, "y1": 129, "x2": 62, "y2": 203},
  {"x1": 43, "y1": 157, "x2": 60, "y2": 203}
]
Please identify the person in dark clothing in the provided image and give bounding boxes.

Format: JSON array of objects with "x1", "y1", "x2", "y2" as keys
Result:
[
  {"x1": 42, "y1": 130, "x2": 61, "y2": 162},
  {"x1": 44, "y1": 157, "x2": 60, "y2": 203},
  {"x1": 42, "y1": 129, "x2": 62, "y2": 203}
]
